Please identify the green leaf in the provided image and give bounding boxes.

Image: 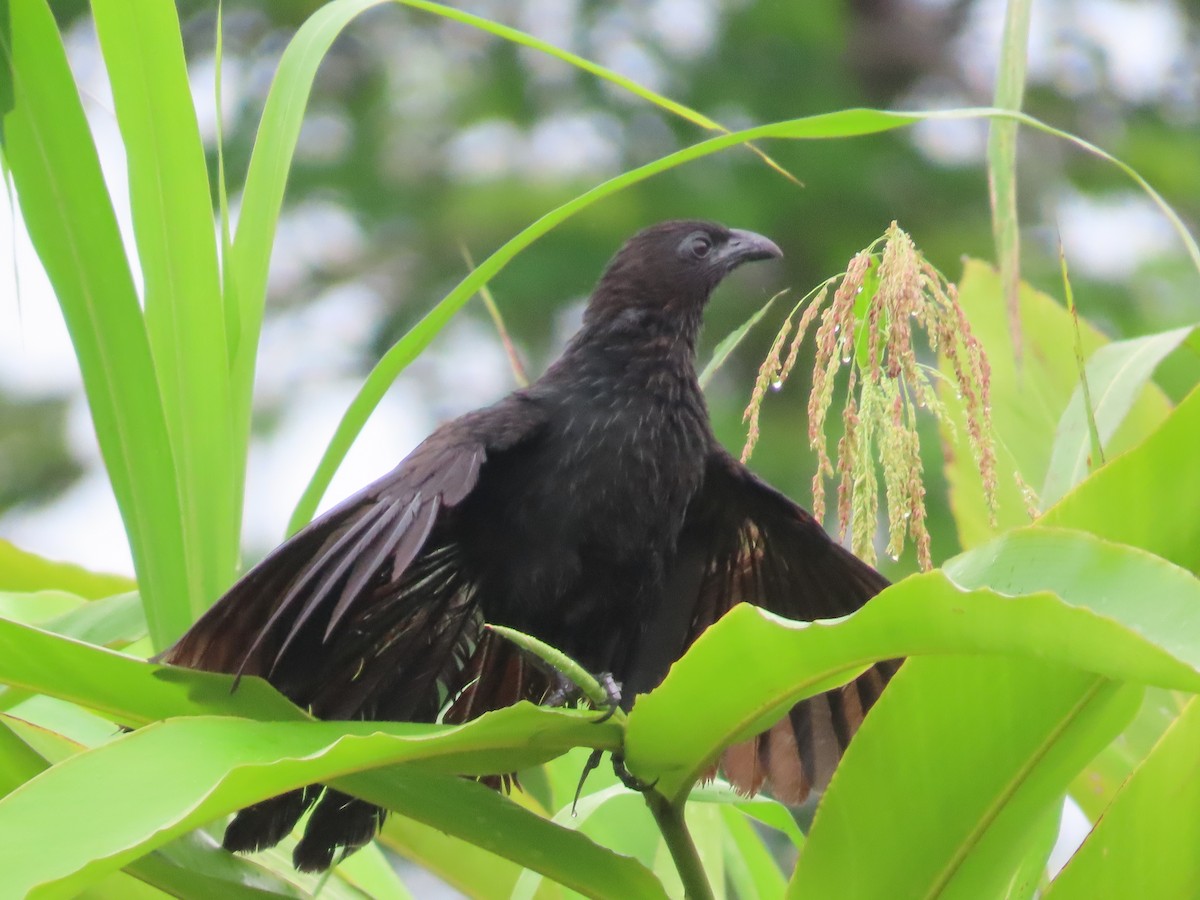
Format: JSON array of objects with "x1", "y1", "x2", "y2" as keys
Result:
[
  {"x1": 789, "y1": 657, "x2": 1140, "y2": 899},
  {"x1": 985, "y1": 0, "x2": 1031, "y2": 344},
  {"x1": 1067, "y1": 688, "x2": 1183, "y2": 820},
  {"x1": 351, "y1": 767, "x2": 665, "y2": 900},
  {"x1": 91, "y1": 0, "x2": 239, "y2": 624},
  {"x1": 226, "y1": 0, "x2": 389, "y2": 484},
  {"x1": 0, "y1": 718, "x2": 46, "y2": 796},
  {"x1": 379, "y1": 815, "x2": 531, "y2": 899},
  {"x1": 0, "y1": 618, "x2": 306, "y2": 726},
  {"x1": 699, "y1": 294, "x2": 780, "y2": 388},
  {"x1": 1041, "y1": 325, "x2": 1194, "y2": 506},
  {"x1": 1042, "y1": 385, "x2": 1200, "y2": 573},
  {"x1": 1045, "y1": 697, "x2": 1200, "y2": 899},
  {"x1": 940, "y1": 261, "x2": 1172, "y2": 547},
  {"x1": 624, "y1": 528, "x2": 1200, "y2": 802},
  {"x1": 0, "y1": 719, "x2": 356, "y2": 899},
  {"x1": 719, "y1": 805, "x2": 787, "y2": 900},
  {"x1": 0, "y1": 709, "x2": 631, "y2": 898},
  {"x1": 40, "y1": 591, "x2": 146, "y2": 649},
  {"x1": 0, "y1": 540, "x2": 133, "y2": 598},
  {"x1": 0, "y1": 0, "x2": 189, "y2": 646},
  {"x1": 0, "y1": 591, "x2": 81, "y2": 625}
]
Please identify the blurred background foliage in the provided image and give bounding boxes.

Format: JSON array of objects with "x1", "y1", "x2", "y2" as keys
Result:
[{"x1": 3, "y1": 0, "x2": 1197, "y2": 575}]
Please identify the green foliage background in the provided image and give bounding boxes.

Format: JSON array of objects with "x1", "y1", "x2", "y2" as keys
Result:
[{"x1": 0, "y1": 0, "x2": 1198, "y2": 897}]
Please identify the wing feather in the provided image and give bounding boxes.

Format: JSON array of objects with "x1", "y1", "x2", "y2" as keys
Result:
[{"x1": 650, "y1": 448, "x2": 899, "y2": 804}]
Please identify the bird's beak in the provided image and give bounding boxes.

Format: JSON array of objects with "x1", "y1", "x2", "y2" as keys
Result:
[{"x1": 715, "y1": 229, "x2": 784, "y2": 270}]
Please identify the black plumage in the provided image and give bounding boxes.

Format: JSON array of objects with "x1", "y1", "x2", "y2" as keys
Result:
[{"x1": 163, "y1": 220, "x2": 897, "y2": 871}]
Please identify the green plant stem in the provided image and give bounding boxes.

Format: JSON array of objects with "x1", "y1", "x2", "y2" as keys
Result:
[
  {"x1": 1058, "y1": 240, "x2": 1104, "y2": 470},
  {"x1": 644, "y1": 791, "x2": 713, "y2": 900}
]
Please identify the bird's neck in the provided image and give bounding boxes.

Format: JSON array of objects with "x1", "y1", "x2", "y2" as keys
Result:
[{"x1": 567, "y1": 303, "x2": 702, "y2": 371}]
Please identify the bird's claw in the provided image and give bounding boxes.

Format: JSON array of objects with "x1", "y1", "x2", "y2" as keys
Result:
[
  {"x1": 544, "y1": 670, "x2": 623, "y2": 722},
  {"x1": 612, "y1": 752, "x2": 657, "y2": 793},
  {"x1": 591, "y1": 672, "x2": 623, "y2": 723}
]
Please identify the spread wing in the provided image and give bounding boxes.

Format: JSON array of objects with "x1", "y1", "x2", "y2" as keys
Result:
[
  {"x1": 631, "y1": 448, "x2": 899, "y2": 804},
  {"x1": 162, "y1": 398, "x2": 555, "y2": 870},
  {"x1": 162, "y1": 398, "x2": 551, "y2": 723}
]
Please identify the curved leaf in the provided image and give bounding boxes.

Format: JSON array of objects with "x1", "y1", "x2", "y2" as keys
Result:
[
  {"x1": 790, "y1": 657, "x2": 1140, "y2": 899},
  {"x1": 0, "y1": 541, "x2": 132, "y2": 599},
  {"x1": 0, "y1": 708, "x2": 629, "y2": 898},
  {"x1": 0, "y1": 0, "x2": 188, "y2": 644},
  {"x1": 1045, "y1": 697, "x2": 1200, "y2": 899},
  {"x1": 1042, "y1": 385, "x2": 1200, "y2": 572},
  {"x1": 0, "y1": 618, "x2": 305, "y2": 726},
  {"x1": 1041, "y1": 325, "x2": 1193, "y2": 507},
  {"x1": 625, "y1": 528, "x2": 1200, "y2": 802}
]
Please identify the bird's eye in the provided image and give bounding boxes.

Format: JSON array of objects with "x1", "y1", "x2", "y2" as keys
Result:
[{"x1": 688, "y1": 235, "x2": 712, "y2": 259}]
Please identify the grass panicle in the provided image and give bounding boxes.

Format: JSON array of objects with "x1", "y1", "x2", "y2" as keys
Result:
[{"x1": 743, "y1": 223, "x2": 997, "y2": 570}]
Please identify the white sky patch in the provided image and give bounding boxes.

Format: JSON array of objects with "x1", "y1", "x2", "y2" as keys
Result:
[
  {"x1": 646, "y1": 0, "x2": 719, "y2": 60},
  {"x1": 1055, "y1": 189, "x2": 1177, "y2": 280}
]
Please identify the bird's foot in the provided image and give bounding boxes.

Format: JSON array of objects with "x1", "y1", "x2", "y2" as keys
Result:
[
  {"x1": 544, "y1": 670, "x2": 623, "y2": 721},
  {"x1": 612, "y1": 752, "x2": 657, "y2": 794},
  {"x1": 591, "y1": 672, "x2": 623, "y2": 723},
  {"x1": 571, "y1": 749, "x2": 657, "y2": 814}
]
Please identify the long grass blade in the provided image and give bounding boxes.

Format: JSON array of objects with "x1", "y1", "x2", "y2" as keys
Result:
[
  {"x1": 292, "y1": 105, "x2": 1200, "y2": 530},
  {"x1": 0, "y1": 0, "x2": 189, "y2": 645},
  {"x1": 987, "y1": 0, "x2": 1032, "y2": 354},
  {"x1": 91, "y1": 0, "x2": 239, "y2": 628}
]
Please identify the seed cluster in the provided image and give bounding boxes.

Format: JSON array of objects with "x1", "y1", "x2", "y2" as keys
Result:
[{"x1": 742, "y1": 223, "x2": 997, "y2": 570}]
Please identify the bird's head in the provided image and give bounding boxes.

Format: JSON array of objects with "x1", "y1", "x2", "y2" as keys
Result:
[{"x1": 586, "y1": 220, "x2": 782, "y2": 328}]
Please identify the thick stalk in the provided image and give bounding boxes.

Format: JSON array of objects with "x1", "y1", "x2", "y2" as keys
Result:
[{"x1": 644, "y1": 791, "x2": 714, "y2": 900}]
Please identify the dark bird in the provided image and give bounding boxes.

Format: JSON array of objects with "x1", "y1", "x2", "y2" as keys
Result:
[{"x1": 164, "y1": 220, "x2": 896, "y2": 872}]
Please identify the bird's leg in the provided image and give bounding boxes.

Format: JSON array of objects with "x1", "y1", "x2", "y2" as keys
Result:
[
  {"x1": 591, "y1": 672, "x2": 623, "y2": 723},
  {"x1": 542, "y1": 669, "x2": 623, "y2": 720},
  {"x1": 542, "y1": 669, "x2": 579, "y2": 708}
]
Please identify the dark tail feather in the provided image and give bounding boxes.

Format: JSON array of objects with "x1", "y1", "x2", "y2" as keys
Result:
[
  {"x1": 292, "y1": 789, "x2": 386, "y2": 873},
  {"x1": 224, "y1": 787, "x2": 318, "y2": 855},
  {"x1": 720, "y1": 659, "x2": 900, "y2": 804}
]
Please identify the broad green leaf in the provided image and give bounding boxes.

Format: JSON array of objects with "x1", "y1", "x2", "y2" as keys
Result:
[
  {"x1": 0, "y1": 540, "x2": 133, "y2": 598},
  {"x1": 0, "y1": 708, "x2": 624, "y2": 898},
  {"x1": 0, "y1": 618, "x2": 306, "y2": 726},
  {"x1": 999, "y1": 802, "x2": 1061, "y2": 900},
  {"x1": 0, "y1": 590, "x2": 81, "y2": 625},
  {"x1": 789, "y1": 657, "x2": 1140, "y2": 899},
  {"x1": 1042, "y1": 385, "x2": 1200, "y2": 572},
  {"x1": 1041, "y1": 325, "x2": 1193, "y2": 506},
  {"x1": 940, "y1": 261, "x2": 1172, "y2": 548},
  {"x1": 380, "y1": 815, "x2": 534, "y2": 900},
  {"x1": 346, "y1": 767, "x2": 665, "y2": 900},
  {"x1": 92, "y1": 0, "x2": 239, "y2": 625},
  {"x1": 1045, "y1": 697, "x2": 1200, "y2": 899},
  {"x1": 688, "y1": 781, "x2": 805, "y2": 850},
  {"x1": 0, "y1": 0, "x2": 188, "y2": 645},
  {"x1": 719, "y1": 805, "x2": 787, "y2": 900},
  {"x1": 41, "y1": 591, "x2": 145, "y2": 649},
  {"x1": 0, "y1": 718, "x2": 364, "y2": 899},
  {"x1": 625, "y1": 528, "x2": 1200, "y2": 802},
  {"x1": 511, "y1": 784, "x2": 641, "y2": 900},
  {"x1": 1067, "y1": 688, "x2": 1184, "y2": 819},
  {"x1": 0, "y1": 718, "x2": 45, "y2": 796}
]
